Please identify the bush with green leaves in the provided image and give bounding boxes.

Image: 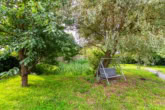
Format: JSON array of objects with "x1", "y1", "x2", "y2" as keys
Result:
[
  {"x1": 86, "y1": 48, "x2": 104, "y2": 70},
  {"x1": 0, "y1": 56, "x2": 19, "y2": 73},
  {"x1": 119, "y1": 53, "x2": 165, "y2": 65},
  {"x1": 151, "y1": 53, "x2": 165, "y2": 65},
  {"x1": 33, "y1": 63, "x2": 58, "y2": 75},
  {"x1": 119, "y1": 56, "x2": 137, "y2": 64},
  {"x1": 0, "y1": 67, "x2": 19, "y2": 79}
]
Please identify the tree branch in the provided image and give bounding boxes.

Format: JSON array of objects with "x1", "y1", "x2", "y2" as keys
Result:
[
  {"x1": 76, "y1": 23, "x2": 105, "y2": 38},
  {"x1": 86, "y1": 42, "x2": 106, "y2": 53},
  {"x1": 0, "y1": 28, "x2": 18, "y2": 37}
]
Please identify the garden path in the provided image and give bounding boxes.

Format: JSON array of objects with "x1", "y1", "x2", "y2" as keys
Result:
[{"x1": 146, "y1": 68, "x2": 165, "y2": 80}]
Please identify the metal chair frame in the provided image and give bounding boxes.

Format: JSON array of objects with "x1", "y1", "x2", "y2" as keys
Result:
[{"x1": 96, "y1": 58, "x2": 126, "y2": 85}]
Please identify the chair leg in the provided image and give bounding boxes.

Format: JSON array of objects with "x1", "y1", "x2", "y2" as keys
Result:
[
  {"x1": 123, "y1": 75, "x2": 127, "y2": 81},
  {"x1": 96, "y1": 76, "x2": 100, "y2": 82},
  {"x1": 106, "y1": 78, "x2": 110, "y2": 85},
  {"x1": 121, "y1": 71, "x2": 126, "y2": 81}
]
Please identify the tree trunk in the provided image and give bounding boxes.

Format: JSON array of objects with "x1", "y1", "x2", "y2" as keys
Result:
[
  {"x1": 19, "y1": 49, "x2": 28, "y2": 87},
  {"x1": 95, "y1": 50, "x2": 111, "y2": 76},
  {"x1": 21, "y1": 64, "x2": 28, "y2": 87},
  {"x1": 103, "y1": 50, "x2": 111, "y2": 68}
]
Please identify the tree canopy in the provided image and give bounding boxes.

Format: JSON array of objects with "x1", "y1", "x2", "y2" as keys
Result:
[
  {"x1": 74, "y1": 0, "x2": 165, "y2": 66},
  {"x1": 0, "y1": 0, "x2": 164, "y2": 86},
  {"x1": 0, "y1": 0, "x2": 79, "y2": 86}
]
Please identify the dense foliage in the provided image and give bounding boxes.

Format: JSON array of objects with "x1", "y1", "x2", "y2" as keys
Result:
[
  {"x1": 0, "y1": 56, "x2": 19, "y2": 73},
  {"x1": 0, "y1": 0, "x2": 79, "y2": 86},
  {"x1": 85, "y1": 47, "x2": 104, "y2": 69},
  {"x1": 0, "y1": 0, "x2": 164, "y2": 87},
  {"x1": 74, "y1": 0, "x2": 165, "y2": 67}
]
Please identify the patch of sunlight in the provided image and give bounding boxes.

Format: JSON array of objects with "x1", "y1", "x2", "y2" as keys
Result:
[{"x1": 29, "y1": 75, "x2": 45, "y2": 81}]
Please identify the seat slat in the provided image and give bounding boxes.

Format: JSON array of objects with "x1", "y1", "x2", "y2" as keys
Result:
[{"x1": 99, "y1": 68, "x2": 118, "y2": 78}]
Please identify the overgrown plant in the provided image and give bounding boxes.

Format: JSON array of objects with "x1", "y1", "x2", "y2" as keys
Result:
[
  {"x1": 85, "y1": 47, "x2": 104, "y2": 70},
  {"x1": 55, "y1": 59, "x2": 93, "y2": 76}
]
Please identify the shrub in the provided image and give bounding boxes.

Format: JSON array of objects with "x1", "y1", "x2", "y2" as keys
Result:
[
  {"x1": 86, "y1": 48, "x2": 104, "y2": 70},
  {"x1": 0, "y1": 56, "x2": 19, "y2": 73},
  {"x1": 0, "y1": 67, "x2": 19, "y2": 78},
  {"x1": 119, "y1": 53, "x2": 165, "y2": 65},
  {"x1": 120, "y1": 56, "x2": 137, "y2": 64},
  {"x1": 33, "y1": 63, "x2": 58, "y2": 75},
  {"x1": 152, "y1": 54, "x2": 165, "y2": 65}
]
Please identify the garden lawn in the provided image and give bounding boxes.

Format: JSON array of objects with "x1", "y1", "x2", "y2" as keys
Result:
[
  {"x1": 146, "y1": 65, "x2": 165, "y2": 74},
  {"x1": 0, "y1": 64, "x2": 165, "y2": 110}
]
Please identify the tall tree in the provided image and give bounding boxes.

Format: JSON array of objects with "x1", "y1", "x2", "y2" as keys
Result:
[
  {"x1": 0, "y1": 0, "x2": 79, "y2": 87},
  {"x1": 74, "y1": 0, "x2": 165, "y2": 67}
]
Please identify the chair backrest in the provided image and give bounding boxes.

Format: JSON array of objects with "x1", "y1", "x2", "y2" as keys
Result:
[
  {"x1": 100, "y1": 68, "x2": 116, "y2": 75},
  {"x1": 97, "y1": 59, "x2": 120, "y2": 78}
]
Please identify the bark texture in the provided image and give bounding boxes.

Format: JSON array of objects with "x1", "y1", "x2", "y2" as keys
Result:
[
  {"x1": 19, "y1": 49, "x2": 28, "y2": 87},
  {"x1": 103, "y1": 50, "x2": 111, "y2": 68}
]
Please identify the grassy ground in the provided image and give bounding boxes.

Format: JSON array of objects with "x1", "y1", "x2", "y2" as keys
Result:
[
  {"x1": 0, "y1": 64, "x2": 165, "y2": 110},
  {"x1": 146, "y1": 65, "x2": 165, "y2": 74}
]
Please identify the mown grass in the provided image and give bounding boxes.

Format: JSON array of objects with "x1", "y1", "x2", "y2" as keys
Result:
[
  {"x1": 0, "y1": 64, "x2": 165, "y2": 110},
  {"x1": 146, "y1": 65, "x2": 165, "y2": 74}
]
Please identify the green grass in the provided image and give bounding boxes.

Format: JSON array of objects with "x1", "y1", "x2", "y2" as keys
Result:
[
  {"x1": 0, "y1": 64, "x2": 165, "y2": 110},
  {"x1": 35, "y1": 59, "x2": 93, "y2": 76},
  {"x1": 146, "y1": 65, "x2": 165, "y2": 74},
  {"x1": 55, "y1": 59, "x2": 93, "y2": 76}
]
